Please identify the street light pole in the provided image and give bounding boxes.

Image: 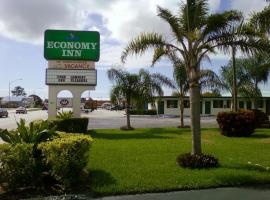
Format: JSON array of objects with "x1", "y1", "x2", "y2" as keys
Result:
[{"x1": 9, "y1": 78, "x2": 22, "y2": 101}]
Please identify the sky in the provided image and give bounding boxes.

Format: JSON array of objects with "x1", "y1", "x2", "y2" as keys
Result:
[{"x1": 0, "y1": 0, "x2": 269, "y2": 100}]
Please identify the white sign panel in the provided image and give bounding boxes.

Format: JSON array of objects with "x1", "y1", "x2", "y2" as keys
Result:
[
  {"x1": 48, "y1": 60, "x2": 94, "y2": 69},
  {"x1": 46, "y1": 69, "x2": 97, "y2": 85}
]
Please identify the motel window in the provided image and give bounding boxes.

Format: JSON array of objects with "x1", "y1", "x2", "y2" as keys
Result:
[
  {"x1": 258, "y1": 100, "x2": 264, "y2": 108},
  {"x1": 247, "y1": 101, "x2": 252, "y2": 110},
  {"x1": 213, "y1": 100, "x2": 223, "y2": 108},
  {"x1": 224, "y1": 100, "x2": 231, "y2": 108},
  {"x1": 167, "y1": 100, "x2": 178, "y2": 108},
  {"x1": 184, "y1": 100, "x2": 190, "y2": 108},
  {"x1": 239, "y1": 101, "x2": 244, "y2": 109}
]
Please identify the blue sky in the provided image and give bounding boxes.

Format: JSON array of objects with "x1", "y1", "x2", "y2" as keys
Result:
[{"x1": 0, "y1": 0, "x2": 269, "y2": 100}]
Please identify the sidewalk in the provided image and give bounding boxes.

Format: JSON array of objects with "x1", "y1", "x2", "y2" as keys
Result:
[{"x1": 97, "y1": 186, "x2": 270, "y2": 200}]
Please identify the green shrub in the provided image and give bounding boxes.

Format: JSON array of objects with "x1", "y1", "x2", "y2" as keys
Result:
[
  {"x1": 0, "y1": 143, "x2": 37, "y2": 190},
  {"x1": 177, "y1": 153, "x2": 219, "y2": 169},
  {"x1": 38, "y1": 133, "x2": 93, "y2": 187},
  {"x1": 129, "y1": 109, "x2": 157, "y2": 115},
  {"x1": 216, "y1": 110, "x2": 256, "y2": 137},
  {"x1": 48, "y1": 118, "x2": 89, "y2": 133}
]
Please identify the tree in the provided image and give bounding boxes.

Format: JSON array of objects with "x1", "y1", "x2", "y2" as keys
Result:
[
  {"x1": 108, "y1": 68, "x2": 172, "y2": 130},
  {"x1": 230, "y1": 5, "x2": 270, "y2": 111},
  {"x1": 239, "y1": 54, "x2": 270, "y2": 108},
  {"x1": 29, "y1": 94, "x2": 43, "y2": 107},
  {"x1": 137, "y1": 69, "x2": 173, "y2": 110},
  {"x1": 121, "y1": 0, "x2": 269, "y2": 155},
  {"x1": 11, "y1": 86, "x2": 26, "y2": 97},
  {"x1": 169, "y1": 61, "x2": 220, "y2": 128}
]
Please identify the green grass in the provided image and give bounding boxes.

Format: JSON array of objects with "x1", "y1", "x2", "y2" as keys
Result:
[{"x1": 87, "y1": 128, "x2": 270, "y2": 197}]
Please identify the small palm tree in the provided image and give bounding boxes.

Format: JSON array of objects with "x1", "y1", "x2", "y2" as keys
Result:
[
  {"x1": 121, "y1": 0, "x2": 269, "y2": 155},
  {"x1": 108, "y1": 68, "x2": 141, "y2": 130},
  {"x1": 108, "y1": 68, "x2": 173, "y2": 130},
  {"x1": 0, "y1": 119, "x2": 57, "y2": 145},
  {"x1": 57, "y1": 111, "x2": 74, "y2": 119}
]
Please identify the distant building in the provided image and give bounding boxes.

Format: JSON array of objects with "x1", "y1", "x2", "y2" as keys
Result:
[
  {"x1": 151, "y1": 96, "x2": 270, "y2": 116},
  {"x1": 0, "y1": 96, "x2": 34, "y2": 108}
]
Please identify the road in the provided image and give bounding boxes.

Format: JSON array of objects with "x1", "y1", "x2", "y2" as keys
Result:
[{"x1": 0, "y1": 109, "x2": 219, "y2": 130}]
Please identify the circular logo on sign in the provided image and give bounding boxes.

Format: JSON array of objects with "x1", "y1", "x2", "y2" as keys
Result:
[{"x1": 60, "y1": 99, "x2": 69, "y2": 106}]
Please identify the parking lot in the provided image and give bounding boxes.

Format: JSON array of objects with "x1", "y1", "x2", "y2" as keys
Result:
[{"x1": 0, "y1": 108, "x2": 218, "y2": 131}]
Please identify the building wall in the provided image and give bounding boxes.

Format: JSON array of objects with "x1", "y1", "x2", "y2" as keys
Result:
[{"x1": 154, "y1": 97, "x2": 269, "y2": 116}]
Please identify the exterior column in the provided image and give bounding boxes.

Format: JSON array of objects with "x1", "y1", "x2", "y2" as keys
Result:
[
  {"x1": 48, "y1": 86, "x2": 57, "y2": 119},
  {"x1": 72, "y1": 90, "x2": 82, "y2": 118}
]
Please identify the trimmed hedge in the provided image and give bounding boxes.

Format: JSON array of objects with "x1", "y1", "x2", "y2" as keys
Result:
[
  {"x1": 177, "y1": 153, "x2": 219, "y2": 169},
  {"x1": 38, "y1": 132, "x2": 93, "y2": 187},
  {"x1": 129, "y1": 109, "x2": 157, "y2": 115},
  {"x1": 216, "y1": 110, "x2": 256, "y2": 137},
  {"x1": 49, "y1": 118, "x2": 89, "y2": 133},
  {"x1": 0, "y1": 133, "x2": 93, "y2": 191}
]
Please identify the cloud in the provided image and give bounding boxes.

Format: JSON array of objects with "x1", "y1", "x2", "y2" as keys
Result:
[
  {"x1": 230, "y1": 0, "x2": 268, "y2": 18},
  {"x1": 0, "y1": 0, "x2": 86, "y2": 44}
]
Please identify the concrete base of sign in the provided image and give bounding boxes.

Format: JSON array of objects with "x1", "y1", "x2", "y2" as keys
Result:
[{"x1": 48, "y1": 85, "x2": 95, "y2": 119}]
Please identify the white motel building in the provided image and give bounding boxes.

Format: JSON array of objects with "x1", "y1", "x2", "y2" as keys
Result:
[{"x1": 151, "y1": 96, "x2": 270, "y2": 116}]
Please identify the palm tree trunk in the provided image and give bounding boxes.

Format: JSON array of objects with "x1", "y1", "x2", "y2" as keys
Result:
[
  {"x1": 179, "y1": 94, "x2": 184, "y2": 128},
  {"x1": 189, "y1": 79, "x2": 202, "y2": 155},
  {"x1": 126, "y1": 95, "x2": 131, "y2": 129},
  {"x1": 232, "y1": 46, "x2": 238, "y2": 112},
  {"x1": 254, "y1": 81, "x2": 258, "y2": 109}
]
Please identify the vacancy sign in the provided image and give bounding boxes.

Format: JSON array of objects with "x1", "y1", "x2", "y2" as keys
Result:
[
  {"x1": 44, "y1": 30, "x2": 100, "y2": 61},
  {"x1": 48, "y1": 60, "x2": 95, "y2": 69},
  {"x1": 46, "y1": 69, "x2": 97, "y2": 85}
]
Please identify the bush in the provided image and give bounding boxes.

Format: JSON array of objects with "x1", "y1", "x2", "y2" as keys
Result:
[
  {"x1": 38, "y1": 133, "x2": 93, "y2": 187},
  {"x1": 49, "y1": 118, "x2": 89, "y2": 133},
  {"x1": 216, "y1": 110, "x2": 256, "y2": 137},
  {"x1": 177, "y1": 153, "x2": 219, "y2": 169},
  {"x1": 251, "y1": 109, "x2": 269, "y2": 128},
  {"x1": 0, "y1": 143, "x2": 37, "y2": 190},
  {"x1": 129, "y1": 109, "x2": 157, "y2": 115}
]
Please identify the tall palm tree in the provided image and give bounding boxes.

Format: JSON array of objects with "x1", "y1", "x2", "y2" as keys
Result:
[
  {"x1": 121, "y1": 0, "x2": 269, "y2": 155},
  {"x1": 108, "y1": 68, "x2": 172, "y2": 130}
]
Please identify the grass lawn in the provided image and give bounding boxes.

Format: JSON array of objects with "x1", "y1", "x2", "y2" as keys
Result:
[{"x1": 88, "y1": 128, "x2": 270, "y2": 197}]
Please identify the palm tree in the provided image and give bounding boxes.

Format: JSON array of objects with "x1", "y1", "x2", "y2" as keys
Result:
[
  {"x1": 240, "y1": 54, "x2": 270, "y2": 108},
  {"x1": 230, "y1": 5, "x2": 270, "y2": 111},
  {"x1": 170, "y1": 62, "x2": 220, "y2": 128},
  {"x1": 137, "y1": 69, "x2": 174, "y2": 110},
  {"x1": 108, "y1": 68, "x2": 172, "y2": 130},
  {"x1": 121, "y1": 0, "x2": 269, "y2": 155},
  {"x1": 108, "y1": 68, "x2": 140, "y2": 130}
]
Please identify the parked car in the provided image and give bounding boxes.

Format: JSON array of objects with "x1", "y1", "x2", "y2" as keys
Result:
[
  {"x1": 0, "y1": 108, "x2": 8, "y2": 118},
  {"x1": 16, "y1": 107, "x2": 27, "y2": 114},
  {"x1": 110, "y1": 105, "x2": 124, "y2": 110}
]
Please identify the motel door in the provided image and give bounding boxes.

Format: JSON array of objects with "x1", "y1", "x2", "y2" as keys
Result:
[
  {"x1": 205, "y1": 101, "x2": 211, "y2": 115},
  {"x1": 158, "y1": 101, "x2": 164, "y2": 114}
]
